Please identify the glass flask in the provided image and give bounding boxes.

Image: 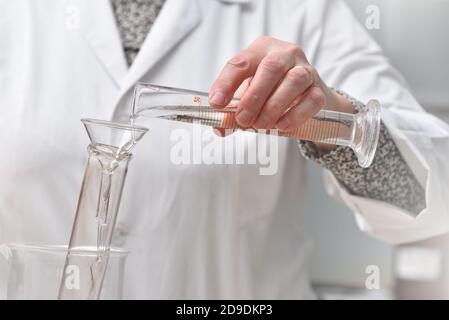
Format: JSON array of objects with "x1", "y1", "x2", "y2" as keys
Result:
[
  {"x1": 57, "y1": 119, "x2": 148, "y2": 300},
  {"x1": 0, "y1": 243, "x2": 128, "y2": 300}
]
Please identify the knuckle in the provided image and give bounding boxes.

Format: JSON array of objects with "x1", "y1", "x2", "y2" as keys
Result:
[
  {"x1": 308, "y1": 88, "x2": 326, "y2": 108},
  {"x1": 227, "y1": 54, "x2": 251, "y2": 71},
  {"x1": 304, "y1": 65, "x2": 317, "y2": 81},
  {"x1": 287, "y1": 66, "x2": 311, "y2": 85},
  {"x1": 284, "y1": 44, "x2": 303, "y2": 58},
  {"x1": 261, "y1": 55, "x2": 286, "y2": 74}
]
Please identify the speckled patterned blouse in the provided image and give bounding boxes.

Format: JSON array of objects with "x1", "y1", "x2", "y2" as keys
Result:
[
  {"x1": 110, "y1": 0, "x2": 426, "y2": 215},
  {"x1": 111, "y1": 0, "x2": 165, "y2": 66}
]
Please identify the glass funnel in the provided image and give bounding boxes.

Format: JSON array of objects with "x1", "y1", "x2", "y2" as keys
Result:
[
  {"x1": 57, "y1": 119, "x2": 148, "y2": 300},
  {"x1": 0, "y1": 243, "x2": 128, "y2": 300}
]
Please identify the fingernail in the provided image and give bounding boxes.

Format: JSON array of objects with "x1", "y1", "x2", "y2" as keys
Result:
[
  {"x1": 276, "y1": 118, "x2": 290, "y2": 131},
  {"x1": 236, "y1": 110, "x2": 254, "y2": 126},
  {"x1": 213, "y1": 128, "x2": 224, "y2": 137},
  {"x1": 210, "y1": 91, "x2": 227, "y2": 106}
]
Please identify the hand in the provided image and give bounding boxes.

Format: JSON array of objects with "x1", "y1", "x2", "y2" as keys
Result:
[{"x1": 209, "y1": 36, "x2": 353, "y2": 133}]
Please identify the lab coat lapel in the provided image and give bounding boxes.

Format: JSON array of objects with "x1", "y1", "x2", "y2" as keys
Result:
[
  {"x1": 118, "y1": 0, "x2": 202, "y2": 97},
  {"x1": 80, "y1": 0, "x2": 128, "y2": 87}
]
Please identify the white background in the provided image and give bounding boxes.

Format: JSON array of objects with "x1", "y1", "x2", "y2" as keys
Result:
[{"x1": 308, "y1": 0, "x2": 449, "y2": 289}]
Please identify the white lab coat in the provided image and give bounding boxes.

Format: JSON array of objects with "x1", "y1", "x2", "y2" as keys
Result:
[{"x1": 1, "y1": 0, "x2": 449, "y2": 299}]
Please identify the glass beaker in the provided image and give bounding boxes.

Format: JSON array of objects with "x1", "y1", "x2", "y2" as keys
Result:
[
  {"x1": 0, "y1": 243, "x2": 128, "y2": 300},
  {"x1": 58, "y1": 119, "x2": 148, "y2": 300}
]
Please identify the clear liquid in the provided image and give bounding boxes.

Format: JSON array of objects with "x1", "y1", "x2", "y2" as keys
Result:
[
  {"x1": 91, "y1": 145, "x2": 124, "y2": 298},
  {"x1": 132, "y1": 106, "x2": 353, "y2": 147},
  {"x1": 59, "y1": 143, "x2": 130, "y2": 300}
]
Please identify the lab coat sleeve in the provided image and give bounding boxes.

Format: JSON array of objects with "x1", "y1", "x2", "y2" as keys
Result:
[
  {"x1": 297, "y1": 92, "x2": 426, "y2": 216},
  {"x1": 300, "y1": 0, "x2": 449, "y2": 244}
]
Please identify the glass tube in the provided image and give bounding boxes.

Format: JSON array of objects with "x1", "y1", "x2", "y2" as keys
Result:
[
  {"x1": 131, "y1": 83, "x2": 381, "y2": 168},
  {"x1": 57, "y1": 119, "x2": 147, "y2": 300}
]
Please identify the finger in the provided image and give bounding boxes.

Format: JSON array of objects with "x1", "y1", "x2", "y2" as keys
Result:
[
  {"x1": 234, "y1": 77, "x2": 252, "y2": 99},
  {"x1": 213, "y1": 128, "x2": 235, "y2": 137},
  {"x1": 209, "y1": 49, "x2": 264, "y2": 108},
  {"x1": 275, "y1": 86, "x2": 325, "y2": 131},
  {"x1": 213, "y1": 128, "x2": 225, "y2": 137},
  {"x1": 253, "y1": 65, "x2": 314, "y2": 129},
  {"x1": 235, "y1": 52, "x2": 296, "y2": 127}
]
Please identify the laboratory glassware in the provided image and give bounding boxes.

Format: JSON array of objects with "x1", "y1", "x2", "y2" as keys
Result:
[
  {"x1": 131, "y1": 83, "x2": 381, "y2": 168},
  {"x1": 57, "y1": 119, "x2": 148, "y2": 300},
  {"x1": 0, "y1": 243, "x2": 128, "y2": 300}
]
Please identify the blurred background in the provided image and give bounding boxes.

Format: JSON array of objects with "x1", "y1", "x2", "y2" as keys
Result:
[{"x1": 306, "y1": 0, "x2": 449, "y2": 299}]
